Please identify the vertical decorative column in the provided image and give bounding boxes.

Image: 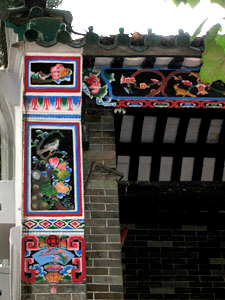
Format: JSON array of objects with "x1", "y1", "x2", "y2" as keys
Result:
[{"x1": 21, "y1": 50, "x2": 86, "y2": 298}]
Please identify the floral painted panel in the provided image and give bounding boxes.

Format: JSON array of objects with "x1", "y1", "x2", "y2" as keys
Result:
[
  {"x1": 24, "y1": 122, "x2": 83, "y2": 217},
  {"x1": 82, "y1": 68, "x2": 225, "y2": 109},
  {"x1": 21, "y1": 235, "x2": 85, "y2": 292},
  {"x1": 25, "y1": 56, "x2": 81, "y2": 93}
]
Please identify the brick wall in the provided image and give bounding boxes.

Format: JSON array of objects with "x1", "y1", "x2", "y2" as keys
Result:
[
  {"x1": 83, "y1": 97, "x2": 124, "y2": 300},
  {"x1": 122, "y1": 223, "x2": 225, "y2": 300},
  {"x1": 21, "y1": 284, "x2": 86, "y2": 300}
]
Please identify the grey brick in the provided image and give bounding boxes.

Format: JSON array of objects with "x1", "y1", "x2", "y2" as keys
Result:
[
  {"x1": 148, "y1": 241, "x2": 173, "y2": 247},
  {"x1": 105, "y1": 189, "x2": 118, "y2": 195},
  {"x1": 93, "y1": 276, "x2": 123, "y2": 285},
  {"x1": 87, "y1": 284, "x2": 109, "y2": 292},
  {"x1": 91, "y1": 211, "x2": 119, "y2": 219},
  {"x1": 94, "y1": 260, "x2": 123, "y2": 268},
  {"x1": 21, "y1": 295, "x2": 35, "y2": 300},
  {"x1": 86, "y1": 268, "x2": 109, "y2": 275},
  {"x1": 95, "y1": 293, "x2": 123, "y2": 299},
  {"x1": 107, "y1": 220, "x2": 120, "y2": 227},
  {"x1": 89, "y1": 180, "x2": 118, "y2": 189},
  {"x1": 86, "y1": 251, "x2": 108, "y2": 258},
  {"x1": 182, "y1": 225, "x2": 207, "y2": 231},
  {"x1": 85, "y1": 203, "x2": 106, "y2": 211},
  {"x1": 90, "y1": 196, "x2": 119, "y2": 204},
  {"x1": 150, "y1": 288, "x2": 175, "y2": 294},
  {"x1": 106, "y1": 204, "x2": 119, "y2": 211},
  {"x1": 56, "y1": 284, "x2": 86, "y2": 293},
  {"x1": 91, "y1": 227, "x2": 119, "y2": 235},
  {"x1": 36, "y1": 295, "x2": 71, "y2": 300},
  {"x1": 110, "y1": 268, "x2": 123, "y2": 276},
  {"x1": 71, "y1": 294, "x2": 86, "y2": 300},
  {"x1": 107, "y1": 234, "x2": 121, "y2": 243},
  {"x1": 85, "y1": 188, "x2": 105, "y2": 196},
  {"x1": 85, "y1": 219, "x2": 106, "y2": 227},
  {"x1": 110, "y1": 285, "x2": 124, "y2": 293}
]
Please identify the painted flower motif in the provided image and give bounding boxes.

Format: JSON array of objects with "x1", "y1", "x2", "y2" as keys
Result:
[
  {"x1": 50, "y1": 64, "x2": 64, "y2": 81},
  {"x1": 182, "y1": 80, "x2": 192, "y2": 86},
  {"x1": 84, "y1": 73, "x2": 100, "y2": 94},
  {"x1": 197, "y1": 84, "x2": 208, "y2": 95},
  {"x1": 55, "y1": 181, "x2": 70, "y2": 194},
  {"x1": 49, "y1": 157, "x2": 59, "y2": 169},
  {"x1": 54, "y1": 256, "x2": 60, "y2": 260},
  {"x1": 151, "y1": 79, "x2": 159, "y2": 84},
  {"x1": 60, "y1": 68, "x2": 69, "y2": 78},
  {"x1": 58, "y1": 162, "x2": 67, "y2": 170},
  {"x1": 140, "y1": 83, "x2": 149, "y2": 89},
  {"x1": 56, "y1": 249, "x2": 66, "y2": 254},
  {"x1": 120, "y1": 75, "x2": 136, "y2": 84},
  {"x1": 50, "y1": 64, "x2": 71, "y2": 84},
  {"x1": 197, "y1": 78, "x2": 210, "y2": 86},
  {"x1": 46, "y1": 163, "x2": 54, "y2": 171},
  {"x1": 32, "y1": 170, "x2": 42, "y2": 181}
]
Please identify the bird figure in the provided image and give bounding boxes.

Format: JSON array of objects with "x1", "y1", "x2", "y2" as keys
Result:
[
  {"x1": 39, "y1": 71, "x2": 51, "y2": 80},
  {"x1": 37, "y1": 139, "x2": 60, "y2": 155},
  {"x1": 173, "y1": 84, "x2": 196, "y2": 98}
]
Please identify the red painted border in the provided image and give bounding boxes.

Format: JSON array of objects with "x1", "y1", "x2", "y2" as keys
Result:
[
  {"x1": 23, "y1": 121, "x2": 83, "y2": 217},
  {"x1": 68, "y1": 236, "x2": 86, "y2": 283},
  {"x1": 25, "y1": 56, "x2": 81, "y2": 93}
]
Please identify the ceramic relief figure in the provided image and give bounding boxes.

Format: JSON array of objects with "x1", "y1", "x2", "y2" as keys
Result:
[{"x1": 31, "y1": 128, "x2": 74, "y2": 211}]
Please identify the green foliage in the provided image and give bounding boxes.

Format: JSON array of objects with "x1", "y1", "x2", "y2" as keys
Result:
[
  {"x1": 211, "y1": 0, "x2": 225, "y2": 8},
  {"x1": 190, "y1": 18, "x2": 208, "y2": 42},
  {"x1": 172, "y1": 0, "x2": 224, "y2": 7},
  {"x1": 172, "y1": 0, "x2": 225, "y2": 83},
  {"x1": 200, "y1": 24, "x2": 225, "y2": 83},
  {"x1": 172, "y1": 0, "x2": 200, "y2": 7},
  {"x1": 40, "y1": 181, "x2": 57, "y2": 197},
  {"x1": 200, "y1": 43, "x2": 225, "y2": 83},
  {"x1": 216, "y1": 34, "x2": 225, "y2": 48}
]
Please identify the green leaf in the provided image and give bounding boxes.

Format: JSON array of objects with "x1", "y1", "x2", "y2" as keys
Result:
[
  {"x1": 172, "y1": 0, "x2": 200, "y2": 7},
  {"x1": 200, "y1": 44, "x2": 225, "y2": 83},
  {"x1": 40, "y1": 181, "x2": 57, "y2": 197},
  {"x1": 190, "y1": 18, "x2": 208, "y2": 42},
  {"x1": 103, "y1": 71, "x2": 115, "y2": 83},
  {"x1": 187, "y1": 0, "x2": 201, "y2": 7},
  {"x1": 204, "y1": 23, "x2": 222, "y2": 49},
  {"x1": 57, "y1": 170, "x2": 70, "y2": 181},
  {"x1": 31, "y1": 72, "x2": 40, "y2": 80},
  {"x1": 211, "y1": 0, "x2": 225, "y2": 8},
  {"x1": 92, "y1": 85, "x2": 108, "y2": 99},
  {"x1": 35, "y1": 130, "x2": 43, "y2": 136},
  {"x1": 215, "y1": 34, "x2": 225, "y2": 49}
]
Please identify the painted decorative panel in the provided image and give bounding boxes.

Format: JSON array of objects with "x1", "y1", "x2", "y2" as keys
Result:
[
  {"x1": 23, "y1": 219, "x2": 84, "y2": 234},
  {"x1": 82, "y1": 68, "x2": 225, "y2": 108},
  {"x1": 24, "y1": 96, "x2": 81, "y2": 113},
  {"x1": 25, "y1": 56, "x2": 81, "y2": 94},
  {"x1": 23, "y1": 122, "x2": 83, "y2": 217},
  {"x1": 21, "y1": 234, "x2": 85, "y2": 290}
]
